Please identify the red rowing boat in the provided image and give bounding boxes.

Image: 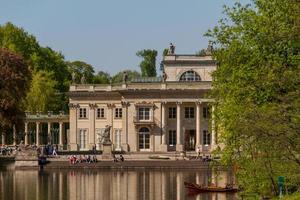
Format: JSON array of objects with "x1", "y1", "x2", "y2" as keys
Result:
[{"x1": 184, "y1": 182, "x2": 239, "y2": 193}]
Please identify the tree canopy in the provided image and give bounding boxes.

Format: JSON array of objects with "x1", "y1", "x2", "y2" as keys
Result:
[
  {"x1": 93, "y1": 71, "x2": 111, "y2": 84},
  {"x1": 0, "y1": 48, "x2": 31, "y2": 131},
  {"x1": 0, "y1": 22, "x2": 70, "y2": 112},
  {"x1": 206, "y1": 0, "x2": 300, "y2": 197},
  {"x1": 25, "y1": 71, "x2": 59, "y2": 113},
  {"x1": 136, "y1": 49, "x2": 157, "y2": 77}
]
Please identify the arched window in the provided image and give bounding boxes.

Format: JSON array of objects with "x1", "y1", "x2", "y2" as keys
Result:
[
  {"x1": 179, "y1": 70, "x2": 201, "y2": 82},
  {"x1": 139, "y1": 127, "x2": 150, "y2": 150}
]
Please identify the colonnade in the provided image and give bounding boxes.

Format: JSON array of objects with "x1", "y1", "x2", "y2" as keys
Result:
[
  {"x1": 23, "y1": 121, "x2": 65, "y2": 146},
  {"x1": 161, "y1": 101, "x2": 216, "y2": 152}
]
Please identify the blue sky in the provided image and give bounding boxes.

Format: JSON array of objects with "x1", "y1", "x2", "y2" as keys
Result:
[{"x1": 0, "y1": 0, "x2": 251, "y2": 75}]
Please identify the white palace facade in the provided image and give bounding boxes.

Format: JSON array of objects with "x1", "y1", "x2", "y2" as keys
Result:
[{"x1": 68, "y1": 53, "x2": 217, "y2": 153}]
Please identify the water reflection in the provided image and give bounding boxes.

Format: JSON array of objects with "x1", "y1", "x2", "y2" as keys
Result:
[{"x1": 0, "y1": 169, "x2": 236, "y2": 200}]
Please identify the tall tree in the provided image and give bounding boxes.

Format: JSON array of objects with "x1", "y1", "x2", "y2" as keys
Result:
[
  {"x1": 136, "y1": 49, "x2": 157, "y2": 77},
  {"x1": 206, "y1": 0, "x2": 300, "y2": 197},
  {"x1": 0, "y1": 48, "x2": 31, "y2": 132},
  {"x1": 25, "y1": 71, "x2": 59, "y2": 113}
]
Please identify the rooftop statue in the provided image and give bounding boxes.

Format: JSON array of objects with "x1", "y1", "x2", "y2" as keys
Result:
[
  {"x1": 80, "y1": 74, "x2": 86, "y2": 84},
  {"x1": 205, "y1": 44, "x2": 213, "y2": 56},
  {"x1": 162, "y1": 71, "x2": 168, "y2": 82},
  {"x1": 71, "y1": 72, "x2": 76, "y2": 84},
  {"x1": 122, "y1": 71, "x2": 128, "y2": 83},
  {"x1": 168, "y1": 43, "x2": 175, "y2": 55}
]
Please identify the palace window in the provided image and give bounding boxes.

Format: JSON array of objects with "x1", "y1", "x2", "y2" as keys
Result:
[
  {"x1": 139, "y1": 127, "x2": 150, "y2": 150},
  {"x1": 203, "y1": 106, "x2": 210, "y2": 119},
  {"x1": 185, "y1": 107, "x2": 195, "y2": 118},
  {"x1": 168, "y1": 107, "x2": 176, "y2": 119},
  {"x1": 79, "y1": 129, "x2": 87, "y2": 149},
  {"x1": 79, "y1": 108, "x2": 87, "y2": 119},
  {"x1": 203, "y1": 130, "x2": 211, "y2": 146},
  {"x1": 168, "y1": 130, "x2": 176, "y2": 146},
  {"x1": 115, "y1": 108, "x2": 122, "y2": 118},
  {"x1": 138, "y1": 107, "x2": 150, "y2": 120},
  {"x1": 179, "y1": 70, "x2": 201, "y2": 82},
  {"x1": 96, "y1": 108, "x2": 105, "y2": 118}
]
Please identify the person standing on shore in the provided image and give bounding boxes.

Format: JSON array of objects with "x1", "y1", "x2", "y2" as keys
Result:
[{"x1": 52, "y1": 145, "x2": 57, "y2": 156}]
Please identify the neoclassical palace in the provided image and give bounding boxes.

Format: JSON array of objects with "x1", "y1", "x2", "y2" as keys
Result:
[
  {"x1": 0, "y1": 50, "x2": 217, "y2": 153},
  {"x1": 68, "y1": 53, "x2": 217, "y2": 153}
]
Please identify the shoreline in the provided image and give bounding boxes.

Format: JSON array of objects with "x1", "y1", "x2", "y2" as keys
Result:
[
  {"x1": 42, "y1": 160, "x2": 211, "y2": 170},
  {"x1": 0, "y1": 157, "x2": 223, "y2": 170}
]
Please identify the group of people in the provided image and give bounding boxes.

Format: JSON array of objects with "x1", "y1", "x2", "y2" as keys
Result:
[
  {"x1": 69, "y1": 155, "x2": 98, "y2": 164},
  {"x1": 195, "y1": 146, "x2": 212, "y2": 162},
  {"x1": 113, "y1": 154, "x2": 124, "y2": 162},
  {"x1": 0, "y1": 145, "x2": 13, "y2": 156},
  {"x1": 36, "y1": 144, "x2": 58, "y2": 156}
]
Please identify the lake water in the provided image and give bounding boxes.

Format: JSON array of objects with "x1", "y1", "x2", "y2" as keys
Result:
[{"x1": 0, "y1": 167, "x2": 236, "y2": 200}]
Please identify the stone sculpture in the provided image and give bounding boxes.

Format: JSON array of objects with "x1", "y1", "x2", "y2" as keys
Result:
[{"x1": 97, "y1": 125, "x2": 112, "y2": 144}]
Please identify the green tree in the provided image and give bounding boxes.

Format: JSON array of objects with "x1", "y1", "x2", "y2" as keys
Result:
[
  {"x1": 162, "y1": 48, "x2": 169, "y2": 57},
  {"x1": 32, "y1": 47, "x2": 70, "y2": 92},
  {"x1": 0, "y1": 22, "x2": 70, "y2": 112},
  {"x1": 0, "y1": 22, "x2": 39, "y2": 61},
  {"x1": 25, "y1": 71, "x2": 59, "y2": 113},
  {"x1": 0, "y1": 48, "x2": 31, "y2": 132},
  {"x1": 111, "y1": 70, "x2": 141, "y2": 83},
  {"x1": 136, "y1": 49, "x2": 157, "y2": 77},
  {"x1": 93, "y1": 71, "x2": 111, "y2": 84},
  {"x1": 206, "y1": 0, "x2": 300, "y2": 197},
  {"x1": 67, "y1": 60, "x2": 95, "y2": 84}
]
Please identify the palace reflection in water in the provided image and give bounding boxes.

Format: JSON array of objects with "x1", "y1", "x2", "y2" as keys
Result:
[{"x1": 0, "y1": 169, "x2": 236, "y2": 200}]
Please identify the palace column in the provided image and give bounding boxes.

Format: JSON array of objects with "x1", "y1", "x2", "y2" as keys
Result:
[
  {"x1": 107, "y1": 104, "x2": 114, "y2": 142},
  {"x1": 69, "y1": 103, "x2": 78, "y2": 150},
  {"x1": 121, "y1": 101, "x2": 130, "y2": 151},
  {"x1": 176, "y1": 102, "x2": 183, "y2": 151},
  {"x1": 59, "y1": 122, "x2": 63, "y2": 148},
  {"x1": 1, "y1": 133, "x2": 5, "y2": 145},
  {"x1": 89, "y1": 104, "x2": 96, "y2": 150},
  {"x1": 211, "y1": 105, "x2": 216, "y2": 149},
  {"x1": 47, "y1": 122, "x2": 51, "y2": 144},
  {"x1": 196, "y1": 101, "x2": 202, "y2": 150},
  {"x1": 24, "y1": 122, "x2": 29, "y2": 145},
  {"x1": 36, "y1": 122, "x2": 40, "y2": 146},
  {"x1": 161, "y1": 101, "x2": 168, "y2": 151},
  {"x1": 13, "y1": 125, "x2": 16, "y2": 145}
]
